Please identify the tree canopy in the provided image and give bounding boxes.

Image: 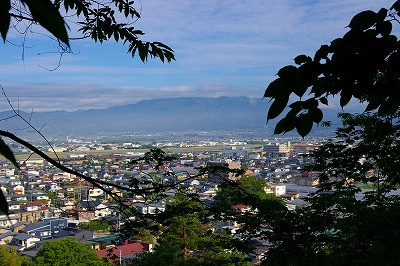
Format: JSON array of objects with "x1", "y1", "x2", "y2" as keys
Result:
[
  {"x1": 262, "y1": 112, "x2": 400, "y2": 265},
  {"x1": 264, "y1": 1, "x2": 400, "y2": 137},
  {"x1": 128, "y1": 193, "x2": 250, "y2": 266},
  {"x1": 0, "y1": 0, "x2": 176, "y2": 215},
  {"x1": 1, "y1": 0, "x2": 175, "y2": 63},
  {"x1": 33, "y1": 237, "x2": 108, "y2": 266},
  {"x1": 0, "y1": 245, "x2": 31, "y2": 266}
]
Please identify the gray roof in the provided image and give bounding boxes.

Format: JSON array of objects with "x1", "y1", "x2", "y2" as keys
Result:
[
  {"x1": 77, "y1": 199, "x2": 103, "y2": 209},
  {"x1": 288, "y1": 198, "x2": 308, "y2": 206},
  {"x1": 53, "y1": 227, "x2": 90, "y2": 238},
  {"x1": 0, "y1": 231, "x2": 18, "y2": 239},
  {"x1": 22, "y1": 222, "x2": 47, "y2": 232},
  {"x1": 7, "y1": 200, "x2": 20, "y2": 206},
  {"x1": 11, "y1": 222, "x2": 29, "y2": 229},
  {"x1": 14, "y1": 233, "x2": 35, "y2": 241}
]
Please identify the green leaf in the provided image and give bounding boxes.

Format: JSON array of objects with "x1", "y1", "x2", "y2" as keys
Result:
[
  {"x1": 321, "y1": 121, "x2": 331, "y2": 127},
  {"x1": 330, "y1": 38, "x2": 343, "y2": 51},
  {"x1": 294, "y1": 55, "x2": 312, "y2": 65},
  {"x1": 377, "y1": 8, "x2": 388, "y2": 22},
  {"x1": 314, "y1": 45, "x2": 330, "y2": 62},
  {"x1": 274, "y1": 114, "x2": 297, "y2": 134},
  {"x1": 348, "y1": 10, "x2": 377, "y2": 31},
  {"x1": 267, "y1": 95, "x2": 289, "y2": 121},
  {"x1": 377, "y1": 100, "x2": 397, "y2": 115},
  {"x1": 391, "y1": 1, "x2": 400, "y2": 12},
  {"x1": 264, "y1": 78, "x2": 282, "y2": 98},
  {"x1": 22, "y1": 0, "x2": 69, "y2": 46},
  {"x1": 0, "y1": 189, "x2": 8, "y2": 215},
  {"x1": 303, "y1": 98, "x2": 319, "y2": 109},
  {"x1": 288, "y1": 101, "x2": 303, "y2": 109},
  {"x1": 309, "y1": 108, "x2": 323, "y2": 124},
  {"x1": 320, "y1": 97, "x2": 329, "y2": 106},
  {"x1": 274, "y1": 118, "x2": 287, "y2": 135},
  {"x1": 376, "y1": 21, "x2": 392, "y2": 37},
  {"x1": 340, "y1": 90, "x2": 352, "y2": 108},
  {"x1": 364, "y1": 100, "x2": 380, "y2": 112},
  {"x1": 277, "y1": 65, "x2": 298, "y2": 78},
  {"x1": 311, "y1": 78, "x2": 328, "y2": 97},
  {"x1": 0, "y1": 0, "x2": 11, "y2": 42},
  {"x1": 296, "y1": 115, "x2": 313, "y2": 138},
  {"x1": 0, "y1": 137, "x2": 19, "y2": 169}
]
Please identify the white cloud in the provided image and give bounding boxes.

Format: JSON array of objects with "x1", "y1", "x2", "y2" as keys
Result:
[
  {"x1": 0, "y1": 0, "x2": 394, "y2": 111},
  {"x1": 0, "y1": 82, "x2": 262, "y2": 111}
]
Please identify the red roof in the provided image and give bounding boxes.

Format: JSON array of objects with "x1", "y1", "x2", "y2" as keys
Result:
[
  {"x1": 26, "y1": 201, "x2": 43, "y2": 207},
  {"x1": 97, "y1": 242, "x2": 150, "y2": 261},
  {"x1": 232, "y1": 204, "x2": 250, "y2": 210}
]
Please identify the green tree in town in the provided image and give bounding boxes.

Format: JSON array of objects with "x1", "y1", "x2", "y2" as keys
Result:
[
  {"x1": 0, "y1": 0, "x2": 175, "y2": 214},
  {"x1": 215, "y1": 175, "x2": 283, "y2": 213},
  {"x1": 33, "y1": 237, "x2": 108, "y2": 266},
  {"x1": 254, "y1": 2, "x2": 400, "y2": 264},
  {"x1": 263, "y1": 112, "x2": 400, "y2": 265},
  {"x1": 79, "y1": 220, "x2": 112, "y2": 233},
  {"x1": 213, "y1": 175, "x2": 288, "y2": 247},
  {"x1": 128, "y1": 193, "x2": 250, "y2": 265},
  {"x1": 0, "y1": 245, "x2": 31, "y2": 266}
]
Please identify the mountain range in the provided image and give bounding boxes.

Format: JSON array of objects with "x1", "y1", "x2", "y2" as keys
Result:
[{"x1": 0, "y1": 96, "x2": 353, "y2": 136}]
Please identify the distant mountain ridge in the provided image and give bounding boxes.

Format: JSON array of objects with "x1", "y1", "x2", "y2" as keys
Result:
[{"x1": 0, "y1": 96, "x2": 349, "y2": 136}]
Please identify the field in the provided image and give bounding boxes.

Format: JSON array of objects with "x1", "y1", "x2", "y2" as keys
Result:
[{"x1": 7, "y1": 144, "x2": 261, "y2": 161}]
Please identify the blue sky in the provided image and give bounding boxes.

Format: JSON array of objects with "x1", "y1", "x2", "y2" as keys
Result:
[{"x1": 0, "y1": 0, "x2": 394, "y2": 111}]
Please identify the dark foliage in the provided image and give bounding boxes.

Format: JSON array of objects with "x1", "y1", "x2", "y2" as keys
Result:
[{"x1": 265, "y1": 1, "x2": 400, "y2": 136}]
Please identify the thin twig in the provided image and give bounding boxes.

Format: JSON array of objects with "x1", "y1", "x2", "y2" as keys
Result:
[{"x1": 1, "y1": 85, "x2": 61, "y2": 163}]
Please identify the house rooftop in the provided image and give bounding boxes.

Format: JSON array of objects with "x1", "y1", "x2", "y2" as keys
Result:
[
  {"x1": 25, "y1": 201, "x2": 43, "y2": 207},
  {"x1": 88, "y1": 234, "x2": 119, "y2": 244},
  {"x1": 22, "y1": 221, "x2": 47, "y2": 232},
  {"x1": 14, "y1": 233, "x2": 35, "y2": 241}
]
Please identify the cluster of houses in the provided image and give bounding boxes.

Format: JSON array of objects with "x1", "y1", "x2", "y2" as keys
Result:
[{"x1": 0, "y1": 141, "x2": 321, "y2": 264}]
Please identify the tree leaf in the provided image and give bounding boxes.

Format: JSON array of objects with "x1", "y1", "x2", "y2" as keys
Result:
[
  {"x1": 274, "y1": 115, "x2": 297, "y2": 134},
  {"x1": 376, "y1": 21, "x2": 392, "y2": 37},
  {"x1": 391, "y1": 1, "x2": 400, "y2": 12},
  {"x1": 348, "y1": 10, "x2": 377, "y2": 31},
  {"x1": 296, "y1": 115, "x2": 313, "y2": 138},
  {"x1": 22, "y1": 0, "x2": 69, "y2": 46},
  {"x1": 330, "y1": 38, "x2": 344, "y2": 51},
  {"x1": 340, "y1": 90, "x2": 352, "y2": 108},
  {"x1": 364, "y1": 100, "x2": 381, "y2": 112},
  {"x1": 277, "y1": 65, "x2": 298, "y2": 78},
  {"x1": 321, "y1": 121, "x2": 332, "y2": 127},
  {"x1": 303, "y1": 98, "x2": 319, "y2": 109},
  {"x1": 0, "y1": 189, "x2": 9, "y2": 215},
  {"x1": 294, "y1": 55, "x2": 312, "y2": 65},
  {"x1": 377, "y1": 8, "x2": 388, "y2": 22},
  {"x1": 0, "y1": 0, "x2": 11, "y2": 42},
  {"x1": 0, "y1": 137, "x2": 19, "y2": 169},
  {"x1": 274, "y1": 118, "x2": 288, "y2": 135},
  {"x1": 311, "y1": 78, "x2": 328, "y2": 97},
  {"x1": 309, "y1": 108, "x2": 323, "y2": 123},
  {"x1": 267, "y1": 95, "x2": 289, "y2": 121},
  {"x1": 320, "y1": 97, "x2": 329, "y2": 106},
  {"x1": 314, "y1": 45, "x2": 330, "y2": 62},
  {"x1": 264, "y1": 78, "x2": 282, "y2": 98}
]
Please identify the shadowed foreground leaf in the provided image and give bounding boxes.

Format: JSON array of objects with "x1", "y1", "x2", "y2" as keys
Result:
[
  {"x1": 0, "y1": 137, "x2": 19, "y2": 169},
  {"x1": 0, "y1": 189, "x2": 9, "y2": 215},
  {"x1": 22, "y1": 0, "x2": 69, "y2": 46}
]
